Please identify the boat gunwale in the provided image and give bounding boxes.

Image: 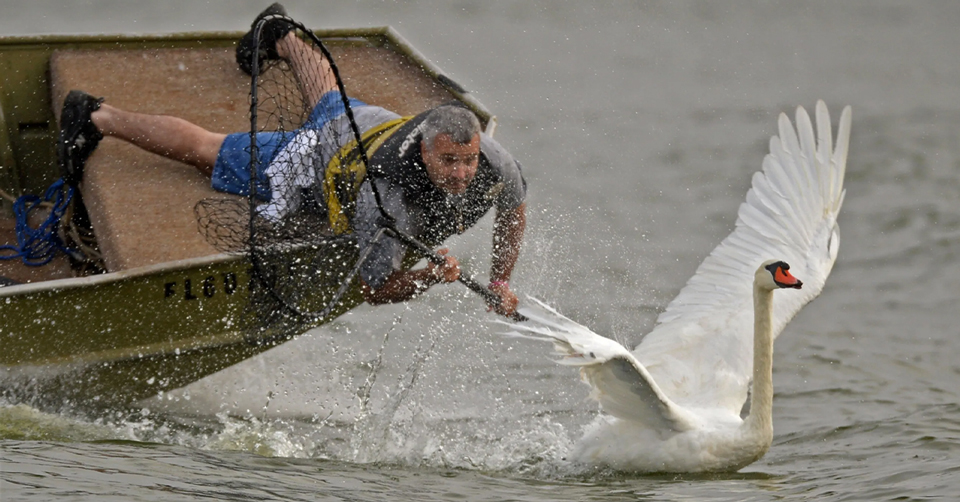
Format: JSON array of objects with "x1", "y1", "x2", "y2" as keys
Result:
[
  {"x1": 0, "y1": 27, "x2": 390, "y2": 47},
  {"x1": 0, "y1": 26, "x2": 493, "y2": 124},
  {"x1": 0, "y1": 249, "x2": 243, "y2": 297}
]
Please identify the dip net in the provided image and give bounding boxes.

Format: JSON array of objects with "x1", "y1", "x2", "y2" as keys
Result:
[{"x1": 195, "y1": 17, "x2": 380, "y2": 342}]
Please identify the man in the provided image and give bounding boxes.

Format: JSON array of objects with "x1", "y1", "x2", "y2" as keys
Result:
[{"x1": 57, "y1": 3, "x2": 526, "y2": 316}]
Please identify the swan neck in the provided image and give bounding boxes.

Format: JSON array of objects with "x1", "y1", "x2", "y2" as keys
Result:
[{"x1": 745, "y1": 282, "x2": 775, "y2": 437}]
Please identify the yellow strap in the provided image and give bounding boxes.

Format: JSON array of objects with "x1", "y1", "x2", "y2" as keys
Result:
[{"x1": 324, "y1": 117, "x2": 411, "y2": 234}]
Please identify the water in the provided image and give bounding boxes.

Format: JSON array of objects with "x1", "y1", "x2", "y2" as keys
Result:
[{"x1": 3, "y1": 1, "x2": 960, "y2": 500}]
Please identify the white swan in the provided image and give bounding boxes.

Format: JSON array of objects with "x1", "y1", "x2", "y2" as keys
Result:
[{"x1": 507, "y1": 101, "x2": 852, "y2": 473}]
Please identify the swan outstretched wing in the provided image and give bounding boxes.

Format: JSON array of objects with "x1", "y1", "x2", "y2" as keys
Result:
[
  {"x1": 636, "y1": 101, "x2": 852, "y2": 414},
  {"x1": 504, "y1": 298, "x2": 696, "y2": 432}
]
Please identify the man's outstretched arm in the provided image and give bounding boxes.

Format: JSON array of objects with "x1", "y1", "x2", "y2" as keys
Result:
[{"x1": 488, "y1": 202, "x2": 526, "y2": 315}]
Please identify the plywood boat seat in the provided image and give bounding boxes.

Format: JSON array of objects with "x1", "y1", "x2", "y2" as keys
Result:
[
  {"x1": 49, "y1": 43, "x2": 456, "y2": 272},
  {"x1": 49, "y1": 48, "x2": 247, "y2": 272}
]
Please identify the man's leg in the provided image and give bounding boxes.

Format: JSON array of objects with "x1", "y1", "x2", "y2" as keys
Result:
[
  {"x1": 82, "y1": 28, "x2": 341, "y2": 184},
  {"x1": 274, "y1": 31, "x2": 338, "y2": 107},
  {"x1": 90, "y1": 104, "x2": 226, "y2": 177}
]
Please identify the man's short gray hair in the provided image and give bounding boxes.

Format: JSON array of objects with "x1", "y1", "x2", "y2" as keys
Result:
[{"x1": 421, "y1": 105, "x2": 481, "y2": 150}]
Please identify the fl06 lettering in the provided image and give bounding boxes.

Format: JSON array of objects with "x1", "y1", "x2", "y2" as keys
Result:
[{"x1": 164, "y1": 272, "x2": 241, "y2": 300}]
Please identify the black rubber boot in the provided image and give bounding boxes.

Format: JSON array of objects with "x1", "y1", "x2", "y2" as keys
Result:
[
  {"x1": 235, "y1": 3, "x2": 295, "y2": 75},
  {"x1": 58, "y1": 90, "x2": 104, "y2": 187}
]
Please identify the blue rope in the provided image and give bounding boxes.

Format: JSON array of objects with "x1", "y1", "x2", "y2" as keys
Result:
[{"x1": 0, "y1": 178, "x2": 79, "y2": 266}]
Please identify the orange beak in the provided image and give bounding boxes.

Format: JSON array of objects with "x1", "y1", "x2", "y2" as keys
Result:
[{"x1": 775, "y1": 267, "x2": 803, "y2": 289}]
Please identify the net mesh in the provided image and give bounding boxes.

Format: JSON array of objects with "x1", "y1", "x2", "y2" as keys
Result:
[{"x1": 196, "y1": 19, "x2": 372, "y2": 342}]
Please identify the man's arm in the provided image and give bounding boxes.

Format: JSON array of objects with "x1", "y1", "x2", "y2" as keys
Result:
[
  {"x1": 488, "y1": 202, "x2": 526, "y2": 315},
  {"x1": 360, "y1": 201, "x2": 525, "y2": 312},
  {"x1": 361, "y1": 248, "x2": 461, "y2": 304}
]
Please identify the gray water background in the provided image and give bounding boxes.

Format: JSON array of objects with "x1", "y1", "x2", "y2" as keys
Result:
[{"x1": 2, "y1": 1, "x2": 960, "y2": 500}]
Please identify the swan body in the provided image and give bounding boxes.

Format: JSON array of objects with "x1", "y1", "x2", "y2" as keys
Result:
[{"x1": 507, "y1": 101, "x2": 851, "y2": 473}]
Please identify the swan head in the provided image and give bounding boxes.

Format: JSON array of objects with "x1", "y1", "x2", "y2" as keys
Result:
[{"x1": 757, "y1": 260, "x2": 803, "y2": 291}]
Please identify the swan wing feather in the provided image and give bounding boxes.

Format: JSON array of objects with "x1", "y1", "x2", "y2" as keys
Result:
[
  {"x1": 502, "y1": 298, "x2": 696, "y2": 432},
  {"x1": 636, "y1": 101, "x2": 851, "y2": 414}
]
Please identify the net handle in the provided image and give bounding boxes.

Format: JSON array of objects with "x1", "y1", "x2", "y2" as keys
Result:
[{"x1": 248, "y1": 19, "x2": 265, "y2": 263}]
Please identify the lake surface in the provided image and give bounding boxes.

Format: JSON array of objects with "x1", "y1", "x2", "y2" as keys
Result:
[{"x1": 2, "y1": 1, "x2": 959, "y2": 500}]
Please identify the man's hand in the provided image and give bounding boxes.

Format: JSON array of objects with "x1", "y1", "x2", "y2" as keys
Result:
[
  {"x1": 487, "y1": 281, "x2": 519, "y2": 316},
  {"x1": 426, "y1": 248, "x2": 461, "y2": 284}
]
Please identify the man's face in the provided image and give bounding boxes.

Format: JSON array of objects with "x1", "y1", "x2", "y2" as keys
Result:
[{"x1": 421, "y1": 133, "x2": 480, "y2": 195}]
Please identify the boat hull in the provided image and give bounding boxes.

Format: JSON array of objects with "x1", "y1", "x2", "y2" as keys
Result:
[{"x1": 0, "y1": 251, "x2": 365, "y2": 405}]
